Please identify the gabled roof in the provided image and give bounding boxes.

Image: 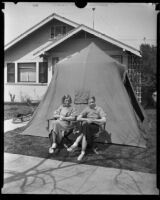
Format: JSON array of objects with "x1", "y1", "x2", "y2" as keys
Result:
[
  {"x1": 5, "y1": 12, "x2": 141, "y2": 57},
  {"x1": 33, "y1": 24, "x2": 141, "y2": 57},
  {"x1": 5, "y1": 13, "x2": 79, "y2": 51}
]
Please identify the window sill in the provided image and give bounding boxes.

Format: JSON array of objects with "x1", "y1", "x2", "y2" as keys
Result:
[
  {"x1": 50, "y1": 34, "x2": 66, "y2": 40},
  {"x1": 5, "y1": 82, "x2": 48, "y2": 86}
]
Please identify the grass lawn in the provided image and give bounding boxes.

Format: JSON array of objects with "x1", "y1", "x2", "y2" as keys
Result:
[
  {"x1": 4, "y1": 103, "x2": 38, "y2": 120},
  {"x1": 4, "y1": 104, "x2": 157, "y2": 174}
]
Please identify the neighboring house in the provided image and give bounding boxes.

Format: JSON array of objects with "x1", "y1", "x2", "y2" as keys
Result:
[{"x1": 4, "y1": 13, "x2": 142, "y2": 103}]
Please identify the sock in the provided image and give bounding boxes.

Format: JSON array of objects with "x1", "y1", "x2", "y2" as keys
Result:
[
  {"x1": 81, "y1": 151, "x2": 85, "y2": 155},
  {"x1": 51, "y1": 143, "x2": 57, "y2": 148},
  {"x1": 77, "y1": 151, "x2": 85, "y2": 161}
]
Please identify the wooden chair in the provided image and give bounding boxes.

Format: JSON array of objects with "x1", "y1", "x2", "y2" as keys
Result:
[{"x1": 94, "y1": 122, "x2": 106, "y2": 139}]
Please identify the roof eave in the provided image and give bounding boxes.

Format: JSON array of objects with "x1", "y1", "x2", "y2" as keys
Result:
[
  {"x1": 81, "y1": 25, "x2": 141, "y2": 57},
  {"x1": 5, "y1": 13, "x2": 79, "y2": 51},
  {"x1": 33, "y1": 25, "x2": 141, "y2": 58}
]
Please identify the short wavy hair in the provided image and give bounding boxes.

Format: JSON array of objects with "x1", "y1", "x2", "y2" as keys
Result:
[
  {"x1": 89, "y1": 96, "x2": 96, "y2": 102},
  {"x1": 61, "y1": 94, "x2": 72, "y2": 104}
]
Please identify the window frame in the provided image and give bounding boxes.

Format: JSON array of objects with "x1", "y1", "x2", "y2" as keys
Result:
[
  {"x1": 51, "y1": 25, "x2": 68, "y2": 39},
  {"x1": 17, "y1": 62, "x2": 37, "y2": 83}
]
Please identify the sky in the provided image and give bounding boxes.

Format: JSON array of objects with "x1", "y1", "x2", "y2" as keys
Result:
[{"x1": 3, "y1": 2, "x2": 158, "y2": 50}]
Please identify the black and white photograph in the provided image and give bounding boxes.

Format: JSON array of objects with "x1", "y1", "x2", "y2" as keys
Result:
[{"x1": 3, "y1": 2, "x2": 158, "y2": 194}]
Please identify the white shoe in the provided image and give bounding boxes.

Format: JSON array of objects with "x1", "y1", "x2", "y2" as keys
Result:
[
  {"x1": 67, "y1": 144, "x2": 77, "y2": 152},
  {"x1": 93, "y1": 148, "x2": 100, "y2": 155},
  {"x1": 49, "y1": 143, "x2": 57, "y2": 154},
  {"x1": 51, "y1": 143, "x2": 57, "y2": 149},
  {"x1": 77, "y1": 152, "x2": 85, "y2": 161},
  {"x1": 49, "y1": 147, "x2": 55, "y2": 154}
]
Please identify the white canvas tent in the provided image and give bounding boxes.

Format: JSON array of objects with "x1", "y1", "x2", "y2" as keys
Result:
[{"x1": 22, "y1": 42, "x2": 146, "y2": 148}]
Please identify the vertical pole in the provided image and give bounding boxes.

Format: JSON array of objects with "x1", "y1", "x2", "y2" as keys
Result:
[
  {"x1": 143, "y1": 37, "x2": 146, "y2": 44},
  {"x1": 92, "y1": 8, "x2": 95, "y2": 29},
  {"x1": 15, "y1": 62, "x2": 17, "y2": 83},
  {"x1": 36, "y1": 61, "x2": 39, "y2": 84}
]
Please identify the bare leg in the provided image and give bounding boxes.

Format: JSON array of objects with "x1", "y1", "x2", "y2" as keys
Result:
[
  {"x1": 76, "y1": 121, "x2": 91, "y2": 161},
  {"x1": 81, "y1": 135, "x2": 87, "y2": 152},
  {"x1": 49, "y1": 120, "x2": 64, "y2": 153},
  {"x1": 49, "y1": 131, "x2": 57, "y2": 154},
  {"x1": 77, "y1": 135, "x2": 87, "y2": 161},
  {"x1": 74, "y1": 134, "x2": 83, "y2": 146},
  {"x1": 51, "y1": 131, "x2": 56, "y2": 143},
  {"x1": 67, "y1": 133, "x2": 83, "y2": 152}
]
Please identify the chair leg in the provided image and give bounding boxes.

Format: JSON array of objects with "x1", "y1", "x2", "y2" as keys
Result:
[{"x1": 49, "y1": 131, "x2": 53, "y2": 145}]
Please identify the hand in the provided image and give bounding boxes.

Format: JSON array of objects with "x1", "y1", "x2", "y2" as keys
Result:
[
  {"x1": 53, "y1": 115, "x2": 60, "y2": 120},
  {"x1": 59, "y1": 116, "x2": 65, "y2": 121},
  {"x1": 87, "y1": 119, "x2": 94, "y2": 124}
]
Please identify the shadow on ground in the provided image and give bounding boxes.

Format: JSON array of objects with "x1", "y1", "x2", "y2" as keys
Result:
[{"x1": 4, "y1": 109, "x2": 156, "y2": 174}]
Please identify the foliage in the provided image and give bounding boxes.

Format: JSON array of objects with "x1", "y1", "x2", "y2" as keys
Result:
[
  {"x1": 140, "y1": 44, "x2": 157, "y2": 75},
  {"x1": 9, "y1": 92, "x2": 15, "y2": 102},
  {"x1": 140, "y1": 43, "x2": 157, "y2": 108}
]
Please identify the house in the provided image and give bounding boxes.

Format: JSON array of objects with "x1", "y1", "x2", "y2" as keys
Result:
[{"x1": 4, "y1": 13, "x2": 142, "y2": 103}]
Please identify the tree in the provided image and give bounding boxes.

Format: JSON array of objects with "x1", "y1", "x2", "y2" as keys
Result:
[
  {"x1": 140, "y1": 44, "x2": 157, "y2": 108},
  {"x1": 140, "y1": 44, "x2": 157, "y2": 75}
]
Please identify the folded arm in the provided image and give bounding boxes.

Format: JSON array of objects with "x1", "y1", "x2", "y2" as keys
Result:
[
  {"x1": 77, "y1": 115, "x2": 106, "y2": 125},
  {"x1": 91, "y1": 117, "x2": 106, "y2": 125},
  {"x1": 60, "y1": 115, "x2": 76, "y2": 121}
]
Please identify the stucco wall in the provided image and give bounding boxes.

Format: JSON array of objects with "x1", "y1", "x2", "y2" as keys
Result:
[
  {"x1": 4, "y1": 84, "x2": 47, "y2": 102},
  {"x1": 4, "y1": 19, "x2": 74, "y2": 102}
]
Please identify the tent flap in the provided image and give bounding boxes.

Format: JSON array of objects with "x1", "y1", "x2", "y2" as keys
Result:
[{"x1": 124, "y1": 73, "x2": 145, "y2": 122}]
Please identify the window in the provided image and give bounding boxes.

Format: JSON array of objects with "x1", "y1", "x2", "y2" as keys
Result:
[
  {"x1": 62, "y1": 26, "x2": 67, "y2": 34},
  {"x1": 18, "y1": 63, "x2": 36, "y2": 82},
  {"x1": 55, "y1": 26, "x2": 62, "y2": 37},
  {"x1": 7, "y1": 63, "x2": 15, "y2": 82},
  {"x1": 39, "y1": 62, "x2": 48, "y2": 83},
  {"x1": 51, "y1": 25, "x2": 67, "y2": 39},
  {"x1": 51, "y1": 27, "x2": 55, "y2": 38}
]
